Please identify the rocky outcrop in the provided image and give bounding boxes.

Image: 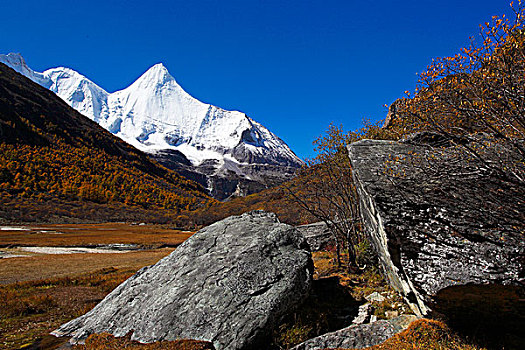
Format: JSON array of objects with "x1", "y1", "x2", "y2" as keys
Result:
[
  {"x1": 291, "y1": 315, "x2": 417, "y2": 350},
  {"x1": 52, "y1": 211, "x2": 313, "y2": 350},
  {"x1": 296, "y1": 221, "x2": 334, "y2": 252},
  {"x1": 153, "y1": 150, "x2": 299, "y2": 200},
  {"x1": 348, "y1": 139, "x2": 524, "y2": 316}
]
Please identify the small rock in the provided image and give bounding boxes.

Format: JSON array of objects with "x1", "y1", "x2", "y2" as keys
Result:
[
  {"x1": 365, "y1": 292, "x2": 386, "y2": 303},
  {"x1": 370, "y1": 315, "x2": 378, "y2": 322},
  {"x1": 296, "y1": 221, "x2": 334, "y2": 251},
  {"x1": 291, "y1": 315, "x2": 418, "y2": 350},
  {"x1": 352, "y1": 303, "x2": 372, "y2": 325},
  {"x1": 385, "y1": 310, "x2": 399, "y2": 319}
]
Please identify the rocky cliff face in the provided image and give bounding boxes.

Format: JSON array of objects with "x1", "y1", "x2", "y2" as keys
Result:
[
  {"x1": 348, "y1": 139, "x2": 524, "y2": 316},
  {"x1": 152, "y1": 149, "x2": 299, "y2": 200},
  {"x1": 52, "y1": 211, "x2": 313, "y2": 350}
]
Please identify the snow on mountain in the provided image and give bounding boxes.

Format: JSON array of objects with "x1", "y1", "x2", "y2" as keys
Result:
[
  {"x1": 0, "y1": 52, "x2": 51, "y2": 87},
  {"x1": 0, "y1": 53, "x2": 303, "y2": 170},
  {"x1": 45, "y1": 67, "x2": 110, "y2": 126}
]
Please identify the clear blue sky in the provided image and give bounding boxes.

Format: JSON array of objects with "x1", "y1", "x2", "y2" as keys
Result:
[{"x1": 0, "y1": 0, "x2": 514, "y2": 159}]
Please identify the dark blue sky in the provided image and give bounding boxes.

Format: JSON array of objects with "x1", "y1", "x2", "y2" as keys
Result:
[{"x1": 0, "y1": 0, "x2": 513, "y2": 159}]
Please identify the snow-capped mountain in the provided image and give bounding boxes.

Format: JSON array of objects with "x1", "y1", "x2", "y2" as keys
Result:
[{"x1": 1, "y1": 53, "x2": 303, "y2": 199}]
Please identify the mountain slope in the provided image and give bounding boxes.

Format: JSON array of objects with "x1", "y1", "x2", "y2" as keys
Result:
[
  {"x1": 0, "y1": 53, "x2": 303, "y2": 199},
  {"x1": 0, "y1": 62, "x2": 213, "y2": 223}
]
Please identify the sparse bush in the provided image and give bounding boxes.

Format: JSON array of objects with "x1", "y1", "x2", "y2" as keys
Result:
[
  {"x1": 285, "y1": 123, "x2": 384, "y2": 271},
  {"x1": 275, "y1": 324, "x2": 314, "y2": 349},
  {"x1": 0, "y1": 293, "x2": 56, "y2": 317},
  {"x1": 387, "y1": 1, "x2": 525, "y2": 187},
  {"x1": 355, "y1": 240, "x2": 377, "y2": 268}
]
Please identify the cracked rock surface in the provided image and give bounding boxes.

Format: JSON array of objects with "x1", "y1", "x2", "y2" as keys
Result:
[
  {"x1": 52, "y1": 211, "x2": 313, "y2": 350},
  {"x1": 348, "y1": 139, "x2": 524, "y2": 315}
]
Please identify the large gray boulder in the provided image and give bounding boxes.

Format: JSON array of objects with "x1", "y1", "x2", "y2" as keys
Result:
[
  {"x1": 348, "y1": 139, "x2": 524, "y2": 316},
  {"x1": 52, "y1": 211, "x2": 313, "y2": 350},
  {"x1": 291, "y1": 315, "x2": 417, "y2": 350},
  {"x1": 296, "y1": 221, "x2": 334, "y2": 251}
]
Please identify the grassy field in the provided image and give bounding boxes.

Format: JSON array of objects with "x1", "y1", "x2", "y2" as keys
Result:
[
  {"x1": 0, "y1": 223, "x2": 193, "y2": 248},
  {"x1": 1, "y1": 267, "x2": 138, "y2": 349},
  {"x1": 0, "y1": 223, "x2": 191, "y2": 349},
  {"x1": 0, "y1": 223, "x2": 192, "y2": 284},
  {"x1": 0, "y1": 249, "x2": 174, "y2": 285}
]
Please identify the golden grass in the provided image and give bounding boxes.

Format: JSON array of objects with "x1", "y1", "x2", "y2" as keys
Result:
[
  {"x1": 340, "y1": 318, "x2": 485, "y2": 350},
  {"x1": 0, "y1": 248, "x2": 174, "y2": 284},
  {"x1": 311, "y1": 251, "x2": 395, "y2": 302},
  {"x1": 311, "y1": 251, "x2": 341, "y2": 279},
  {"x1": 0, "y1": 223, "x2": 189, "y2": 349},
  {"x1": 0, "y1": 223, "x2": 193, "y2": 248},
  {"x1": 0, "y1": 267, "x2": 136, "y2": 349}
]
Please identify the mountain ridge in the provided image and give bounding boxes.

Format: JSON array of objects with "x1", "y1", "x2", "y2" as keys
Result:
[{"x1": 0, "y1": 53, "x2": 303, "y2": 199}]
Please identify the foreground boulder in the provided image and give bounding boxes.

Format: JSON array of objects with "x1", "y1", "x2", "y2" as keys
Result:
[
  {"x1": 52, "y1": 211, "x2": 313, "y2": 350},
  {"x1": 348, "y1": 139, "x2": 524, "y2": 316}
]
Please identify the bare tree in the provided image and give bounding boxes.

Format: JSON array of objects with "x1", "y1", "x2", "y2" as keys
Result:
[{"x1": 285, "y1": 124, "x2": 367, "y2": 271}]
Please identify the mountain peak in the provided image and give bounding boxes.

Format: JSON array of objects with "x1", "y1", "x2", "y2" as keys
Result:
[
  {"x1": 137, "y1": 62, "x2": 174, "y2": 86},
  {"x1": 0, "y1": 53, "x2": 51, "y2": 87},
  {"x1": 0, "y1": 52, "x2": 30, "y2": 72},
  {"x1": 1, "y1": 54, "x2": 304, "y2": 182},
  {"x1": 145, "y1": 62, "x2": 169, "y2": 75},
  {"x1": 151, "y1": 62, "x2": 167, "y2": 70},
  {"x1": 2, "y1": 52, "x2": 26, "y2": 65}
]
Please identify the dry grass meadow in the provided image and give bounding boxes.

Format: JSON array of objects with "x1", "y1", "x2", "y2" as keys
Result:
[
  {"x1": 0, "y1": 223, "x2": 194, "y2": 248},
  {"x1": 0, "y1": 249, "x2": 174, "y2": 285},
  {"x1": 0, "y1": 224, "x2": 192, "y2": 349}
]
